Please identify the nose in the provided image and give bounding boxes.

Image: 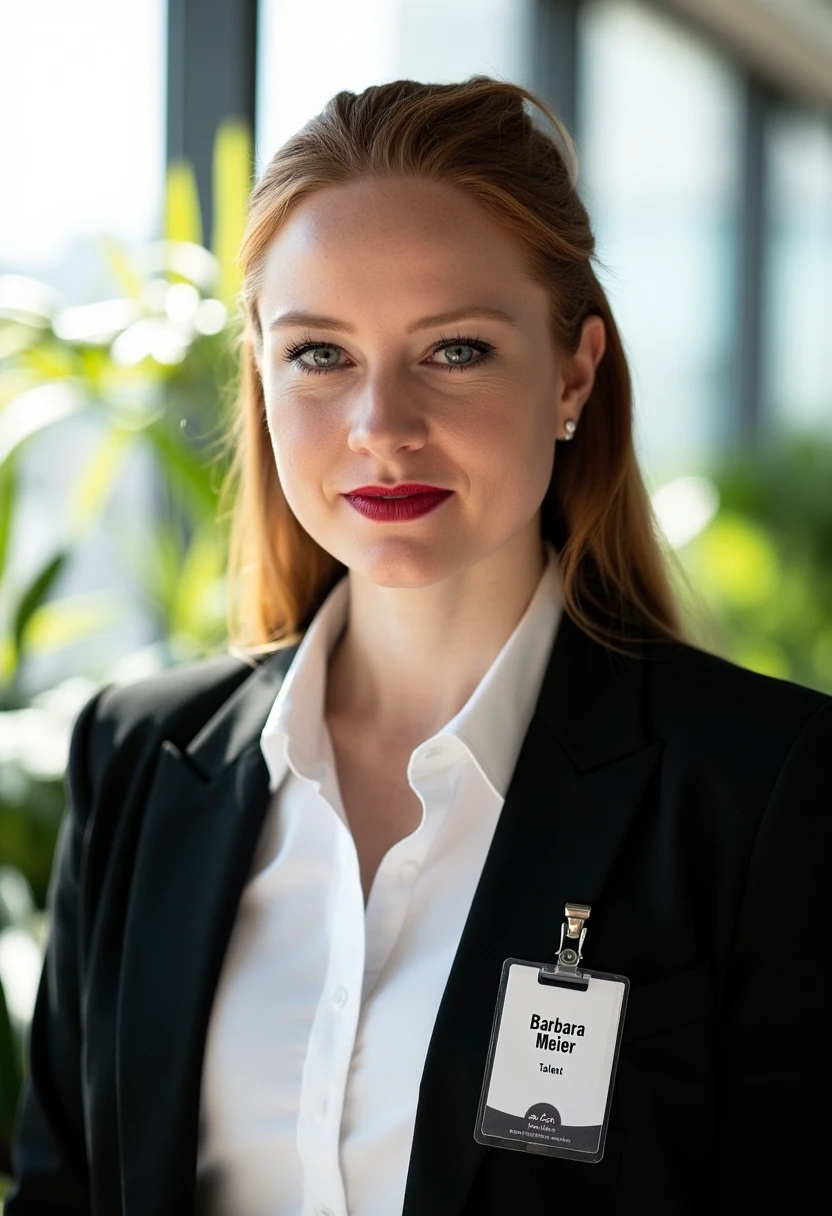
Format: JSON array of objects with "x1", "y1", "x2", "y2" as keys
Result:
[{"x1": 346, "y1": 386, "x2": 428, "y2": 456}]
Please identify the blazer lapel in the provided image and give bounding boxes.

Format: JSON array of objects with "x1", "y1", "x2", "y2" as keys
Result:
[
  {"x1": 115, "y1": 645, "x2": 298, "y2": 1216},
  {"x1": 402, "y1": 611, "x2": 664, "y2": 1216}
]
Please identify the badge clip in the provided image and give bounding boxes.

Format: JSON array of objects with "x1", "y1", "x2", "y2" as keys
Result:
[{"x1": 538, "y1": 902, "x2": 591, "y2": 991}]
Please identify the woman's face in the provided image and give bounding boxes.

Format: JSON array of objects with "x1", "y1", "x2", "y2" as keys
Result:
[{"x1": 254, "y1": 175, "x2": 602, "y2": 588}]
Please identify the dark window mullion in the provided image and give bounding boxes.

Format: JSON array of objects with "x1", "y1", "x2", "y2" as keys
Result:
[
  {"x1": 165, "y1": 0, "x2": 258, "y2": 246},
  {"x1": 734, "y1": 71, "x2": 772, "y2": 449},
  {"x1": 530, "y1": 0, "x2": 581, "y2": 138}
]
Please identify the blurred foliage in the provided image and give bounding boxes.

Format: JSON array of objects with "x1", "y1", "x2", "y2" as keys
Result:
[
  {"x1": 0, "y1": 776, "x2": 63, "y2": 912},
  {"x1": 0, "y1": 865, "x2": 44, "y2": 1184},
  {"x1": 678, "y1": 436, "x2": 832, "y2": 695},
  {"x1": 0, "y1": 118, "x2": 253, "y2": 709},
  {"x1": 0, "y1": 120, "x2": 253, "y2": 1189}
]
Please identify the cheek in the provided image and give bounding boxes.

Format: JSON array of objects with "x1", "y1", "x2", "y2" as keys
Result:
[
  {"x1": 456, "y1": 397, "x2": 556, "y2": 498},
  {"x1": 264, "y1": 396, "x2": 331, "y2": 506},
  {"x1": 517, "y1": 398, "x2": 558, "y2": 481},
  {"x1": 265, "y1": 384, "x2": 331, "y2": 444}
]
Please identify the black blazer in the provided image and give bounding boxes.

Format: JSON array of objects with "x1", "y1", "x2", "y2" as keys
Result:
[{"x1": 6, "y1": 609, "x2": 832, "y2": 1215}]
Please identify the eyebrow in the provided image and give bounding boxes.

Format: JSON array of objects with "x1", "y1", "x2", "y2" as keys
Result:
[{"x1": 267, "y1": 305, "x2": 519, "y2": 335}]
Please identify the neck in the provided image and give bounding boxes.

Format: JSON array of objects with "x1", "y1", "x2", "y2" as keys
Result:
[{"x1": 324, "y1": 527, "x2": 548, "y2": 742}]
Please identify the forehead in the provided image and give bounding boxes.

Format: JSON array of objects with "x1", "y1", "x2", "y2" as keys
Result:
[
  {"x1": 256, "y1": 177, "x2": 545, "y2": 327},
  {"x1": 270, "y1": 176, "x2": 500, "y2": 247}
]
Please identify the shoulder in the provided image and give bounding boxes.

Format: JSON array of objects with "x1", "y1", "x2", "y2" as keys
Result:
[
  {"x1": 643, "y1": 635, "x2": 832, "y2": 797},
  {"x1": 79, "y1": 650, "x2": 269, "y2": 793},
  {"x1": 94, "y1": 650, "x2": 258, "y2": 741},
  {"x1": 648, "y1": 636, "x2": 830, "y2": 726}
]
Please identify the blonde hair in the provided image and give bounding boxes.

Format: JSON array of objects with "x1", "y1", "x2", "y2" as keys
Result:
[{"x1": 218, "y1": 75, "x2": 689, "y2": 662}]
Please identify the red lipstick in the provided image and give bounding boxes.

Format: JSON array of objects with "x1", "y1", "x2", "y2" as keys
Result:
[
  {"x1": 347, "y1": 483, "x2": 448, "y2": 496},
  {"x1": 343, "y1": 483, "x2": 454, "y2": 523}
]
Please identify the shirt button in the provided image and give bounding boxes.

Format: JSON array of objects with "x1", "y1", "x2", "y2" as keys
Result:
[
  {"x1": 399, "y1": 860, "x2": 420, "y2": 881},
  {"x1": 331, "y1": 985, "x2": 348, "y2": 1010},
  {"x1": 424, "y1": 746, "x2": 442, "y2": 760},
  {"x1": 312, "y1": 1098, "x2": 326, "y2": 1125}
]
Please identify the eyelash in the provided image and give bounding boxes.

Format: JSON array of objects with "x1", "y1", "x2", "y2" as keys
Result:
[{"x1": 281, "y1": 331, "x2": 496, "y2": 375}]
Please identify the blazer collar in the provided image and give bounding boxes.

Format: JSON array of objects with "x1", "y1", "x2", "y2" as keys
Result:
[{"x1": 113, "y1": 609, "x2": 662, "y2": 1216}]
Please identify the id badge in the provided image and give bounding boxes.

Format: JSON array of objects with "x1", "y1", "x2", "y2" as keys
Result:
[{"x1": 474, "y1": 903, "x2": 628, "y2": 1164}]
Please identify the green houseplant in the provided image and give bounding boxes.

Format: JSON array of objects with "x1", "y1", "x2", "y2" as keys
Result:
[{"x1": 0, "y1": 120, "x2": 253, "y2": 1188}]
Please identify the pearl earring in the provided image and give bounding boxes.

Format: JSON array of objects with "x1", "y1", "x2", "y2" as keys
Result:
[{"x1": 563, "y1": 418, "x2": 577, "y2": 440}]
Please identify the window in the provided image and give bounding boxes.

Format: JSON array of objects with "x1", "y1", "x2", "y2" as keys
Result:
[
  {"x1": 0, "y1": 0, "x2": 166, "y2": 298},
  {"x1": 762, "y1": 107, "x2": 832, "y2": 437},
  {"x1": 576, "y1": 0, "x2": 743, "y2": 483},
  {"x1": 1, "y1": 0, "x2": 167, "y2": 691}
]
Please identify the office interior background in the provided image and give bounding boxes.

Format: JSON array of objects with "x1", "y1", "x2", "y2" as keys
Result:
[{"x1": 0, "y1": 0, "x2": 831, "y2": 1193}]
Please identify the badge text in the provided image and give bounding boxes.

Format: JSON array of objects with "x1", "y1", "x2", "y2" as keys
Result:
[{"x1": 529, "y1": 1012, "x2": 585, "y2": 1053}]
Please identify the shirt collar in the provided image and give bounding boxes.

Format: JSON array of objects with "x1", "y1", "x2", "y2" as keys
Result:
[{"x1": 259, "y1": 540, "x2": 564, "y2": 799}]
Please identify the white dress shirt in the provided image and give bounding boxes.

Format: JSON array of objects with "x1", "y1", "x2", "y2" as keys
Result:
[{"x1": 195, "y1": 541, "x2": 564, "y2": 1216}]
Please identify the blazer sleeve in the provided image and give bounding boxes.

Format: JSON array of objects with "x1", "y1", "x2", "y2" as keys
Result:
[
  {"x1": 717, "y1": 696, "x2": 832, "y2": 1208},
  {"x1": 5, "y1": 684, "x2": 111, "y2": 1215}
]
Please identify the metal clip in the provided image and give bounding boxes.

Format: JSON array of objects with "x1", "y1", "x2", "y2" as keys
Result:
[
  {"x1": 538, "y1": 902, "x2": 592, "y2": 990},
  {"x1": 558, "y1": 902, "x2": 591, "y2": 968}
]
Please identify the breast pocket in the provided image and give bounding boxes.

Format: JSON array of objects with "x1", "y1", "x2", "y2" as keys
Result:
[
  {"x1": 621, "y1": 962, "x2": 714, "y2": 1046},
  {"x1": 612, "y1": 963, "x2": 718, "y2": 1203}
]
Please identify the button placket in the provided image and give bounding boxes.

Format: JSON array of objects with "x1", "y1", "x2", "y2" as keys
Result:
[
  {"x1": 363, "y1": 760, "x2": 459, "y2": 991},
  {"x1": 297, "y1": 812, "x2": 364, "y2": 1215}
]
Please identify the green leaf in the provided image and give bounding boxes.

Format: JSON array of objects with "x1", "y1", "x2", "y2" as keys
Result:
[
  {"x1": 0, "y1": 637, "x2": 14, "y2": 684},
  {"x1": 0, "y1": 453, "x2": 17, "y2": 583},
  {"x1": 98, "y1": 234, "x2": 144, "y2": 300},
  {"x1": 0, "y1": 368, "x2": 37, "y2": 411},
  {"x1": 142, "y1": 416, "x2": 218, "y2": 517},
  {"x1": 212, "y1": 120, "x2": 253, "y2": 305},
  {"x1": 0, "y1": 382, "x2": 86, "y2": 465},
  {"x1": 0, "y1": 320, "x2": 44, "y2": 362},
  {"x1": 171, "y1": 520, "x2": 228, "y2": 640},
  {"x1": 78, "y1": 346, "x2": 113, "y2": 390},
  {"x1": 22, "y1": 591, "x2": 127, "y2": 655},
  {"x1": 120, "y1": 523, "x2": 183, "y2": 632},
  {"x1": 165, "y1": 161, "x2": 204, "y2": 247},
  {"x1": 21, "y1": 342, "x2": 81, "y2": 380},
  {"x1": 12, "y1": 551, "x2": 68, "y2": 659},
  {"x1": 68, "y1": 426, "x2": 136, "y2": 537}
]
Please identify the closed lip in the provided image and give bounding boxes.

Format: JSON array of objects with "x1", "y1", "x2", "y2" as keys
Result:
[{"x1": 344, "y1": 483, "x2": 451, "y2": 497}]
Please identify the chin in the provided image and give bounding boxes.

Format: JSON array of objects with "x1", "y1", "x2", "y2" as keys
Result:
[{"x1": 347, "y1": 539, "x2": 464, "y2": 588}]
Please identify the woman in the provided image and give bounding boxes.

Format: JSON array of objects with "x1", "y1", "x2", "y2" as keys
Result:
[{"x1": 7, "y1": 77, "x2": 830, "y2": 1216}]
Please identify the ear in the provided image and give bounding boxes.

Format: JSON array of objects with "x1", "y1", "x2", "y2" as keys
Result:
[{"x1": 557, "y1": 314, "x2": 606, "y2": 427}]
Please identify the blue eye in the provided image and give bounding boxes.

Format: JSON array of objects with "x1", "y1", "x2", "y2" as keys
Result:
[{"x1": 281, "y1": 332, "x2": 496, "y2": 375}]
